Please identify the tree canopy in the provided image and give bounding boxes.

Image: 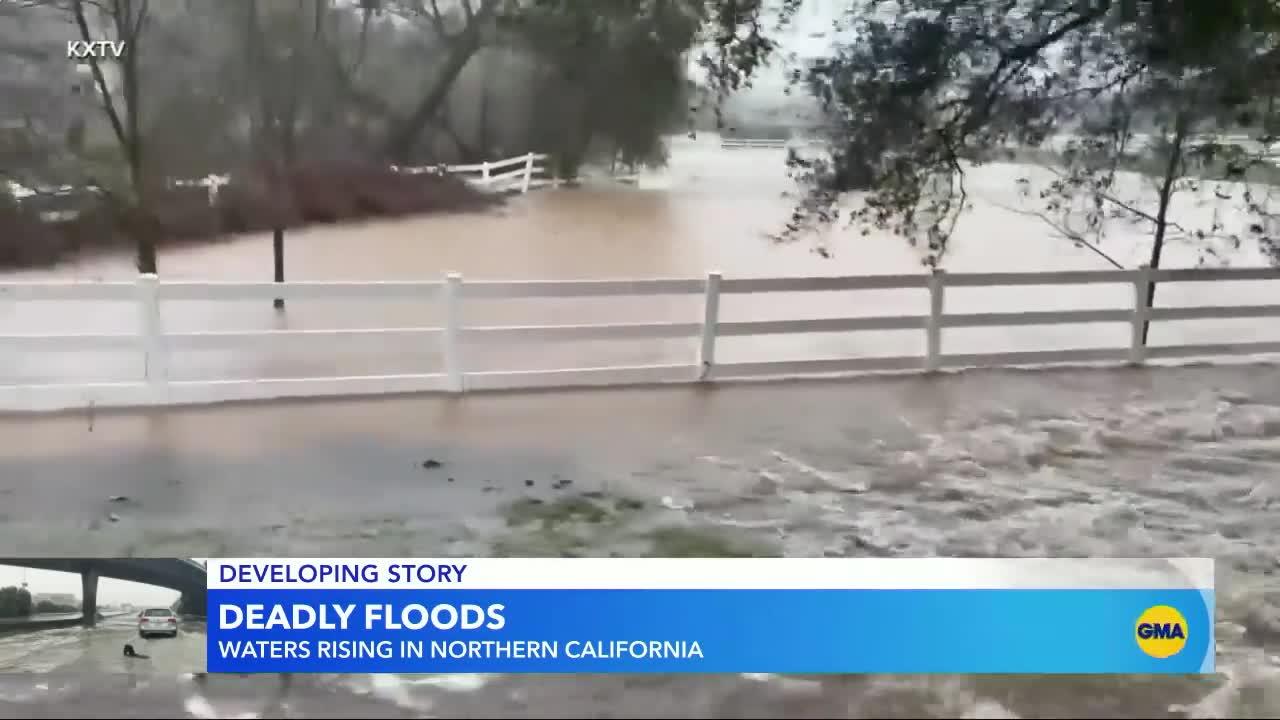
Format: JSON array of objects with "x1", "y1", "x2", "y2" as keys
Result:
[
  {"x1": 0, "y1": 585, "x2": 33, "y2": 618},
  {"x1": 700, "y1": 0, "x2": 1280, "y2": 267},
  {"x1": 6, "y1": 0, "x2": 1280, "y2": 273},
  {"x1": 0, "y1": 0, "x2": 727, "y2": 270}
]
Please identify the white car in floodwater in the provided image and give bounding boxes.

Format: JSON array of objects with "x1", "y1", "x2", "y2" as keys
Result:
[{"x1": 137, "y1": 607, "x2": 179, "y2": 638}]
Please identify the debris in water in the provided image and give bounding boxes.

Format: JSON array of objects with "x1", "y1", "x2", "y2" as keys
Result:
[
  {"x1": 107, "y1": 513, "x2": 121, "y2": 523},
  {"x1": 1218, "y1": 389, "x2": 1253, "y2": 405},
  {"x1": 661, "y1": 496, "x2": 693, "y2": 511},
  {"x1": 108, "y1": 495, "x2": 129, "y2": 503},
  {"x1": 360, "y1": 529, "x2": 379, "y2": 539},
  {"x1": 524, "y1": 479, "x2": 535, "y2": 488},
  {"x1": 422, "y1": 459, "x2": 443, "y2": 469},
  {"x1": 615, "y1": 497, "x2": 645, "y2": 511},
  {"x1": 447, "y1": 477, "x2": 456, "y2": 483},
  {"x1": 770, "y1": 450, "x2": 869, "y2": 493},
  {"x1": 752, "y1": 471, "x2": 783, "y2": 495}
]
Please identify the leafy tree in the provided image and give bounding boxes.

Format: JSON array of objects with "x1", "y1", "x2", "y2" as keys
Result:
[
  {"x1": 34, "y1": 599, "x2": 79, "y2": 614},
  {"x1": 698, "y1": 0, "x2": 1280, "y2": 282},
  {"x1": 511, "y1": 0, "x2": 706, "y2": 176},
  {"x1": 0, "y1": 586, "x2": 33, "y2": 618}
]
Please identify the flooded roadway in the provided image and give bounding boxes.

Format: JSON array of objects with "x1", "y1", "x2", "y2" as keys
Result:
[
  {"x1": 1, "y1": 137, "x2": 1279, "y2": 717},
  {"x1": 0, "y1": 616, "x2": 206, "y2": 676},
  {"x1": 2, "y1": 363, "x2": 1280, "y2": 717}
]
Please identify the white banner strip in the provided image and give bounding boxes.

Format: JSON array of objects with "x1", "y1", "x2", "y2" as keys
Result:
[{"x1": 208, "y1": 558, "x2": 1214, "y2": 591}]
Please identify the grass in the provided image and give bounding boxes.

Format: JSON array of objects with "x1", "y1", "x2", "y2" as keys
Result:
[
  {"x1": 494, "y1": 492, "x2": 651, "y2": 558},
  {"x1": 504, "y1": 495, "x2": 612, "y2": 530},
  {"x1": 497, "y1": 492, "x2": 779, "y2": 559},
  {"x1": 642, "y1": 526, "x2": 778, "y2": 558}
]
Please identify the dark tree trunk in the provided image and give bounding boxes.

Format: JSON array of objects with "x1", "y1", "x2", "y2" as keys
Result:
[
  {"x1": 1141, "y1": 113, "x2": 1190, "y2": 346},
  {"x1": 382, "y1": 39, "x2": 483, "y2": 160},
  {"x1": 120, "y1": 4, "x2": 155, "y2": 274}
]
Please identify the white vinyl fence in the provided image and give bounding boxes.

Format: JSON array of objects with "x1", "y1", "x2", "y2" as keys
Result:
[
  {"x1": 1, "y1": 266, "x2": 1279, "y2": 412},
  {"x1": 396, "y1": 152, "x2": 554, "y2": 193}
]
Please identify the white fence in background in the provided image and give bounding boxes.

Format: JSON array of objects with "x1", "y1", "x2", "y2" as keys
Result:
[
  {"x1": 397, "y1": 152, "x2": 554, "y2": 194},
  {"x1": 721, "y1": 138, "x2": 789, "y2": 149},
  {"x1": 1, "y1": 266, "x2": 1279, "y2": 412},
  {"x1": 9, "y1": 153, "x2": 557, "y2": 213}
]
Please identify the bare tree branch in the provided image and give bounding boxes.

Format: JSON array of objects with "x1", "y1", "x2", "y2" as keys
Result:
[
  {"x1": 427, "y1": 0, "x2": 447, "y2": 37},
  {"x1": 1040, "y1": 162, "x2": 1195, "y2": 236},
  {"x1": 988, "y1": 198, "x2": 1127, "y2": 269}
]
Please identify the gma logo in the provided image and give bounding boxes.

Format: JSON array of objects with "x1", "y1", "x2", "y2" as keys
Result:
[
  {"x1": 1134, "y1": 605, "x2": 1188, "y2": 658},
  {"x1": 1137, "y1": 622, "x2": 1185, "y2": 640}
]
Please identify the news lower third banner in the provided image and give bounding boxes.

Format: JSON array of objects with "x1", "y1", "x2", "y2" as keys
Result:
[{"x1": 207, "y1": 558, "x2": 1215, "y2": 674}]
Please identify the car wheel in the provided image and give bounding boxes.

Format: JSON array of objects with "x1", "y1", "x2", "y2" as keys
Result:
[{"x1": 139, "y1": 632, "x2": 148, "y2": 639}]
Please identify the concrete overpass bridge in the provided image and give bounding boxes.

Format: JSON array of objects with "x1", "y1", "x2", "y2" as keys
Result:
[{"x1": 0, "y1": 558, "x2": 206, "y2": 626}]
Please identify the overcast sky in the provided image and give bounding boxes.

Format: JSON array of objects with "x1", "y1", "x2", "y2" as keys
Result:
[
  {"x1": 0, "y1": 560, "x2": 208, "y2": 607},
  {"x1": 689, "y1": 0, "x2": 850, "y2": 98}
]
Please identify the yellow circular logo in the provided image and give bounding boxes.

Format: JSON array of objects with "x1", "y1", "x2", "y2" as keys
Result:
[{"x1": 1135, "y1": 605, "x2": 1188, "y2": 658}]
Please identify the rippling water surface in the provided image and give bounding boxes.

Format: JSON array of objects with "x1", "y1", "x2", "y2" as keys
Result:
[{"x1": 2, "y1": 364, "x2": 1278, "y2": 717}]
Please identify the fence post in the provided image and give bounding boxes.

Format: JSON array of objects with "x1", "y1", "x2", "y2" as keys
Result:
[
  {"x1": 442, "y1": 272, "x2": 464, "y2": 393},
  {"x1": 136, "y1": 273, "x2": 168, "y2": 402},
  {"x1": 481, "y1": 162, "x2": 491, "y2": 184},
  {"x1": 272, "y1": 228, "x2": 285, "y2": 310},
  {"x1": 698, "y1": 271, "x2": 722, "y2": 381},
  {"x1": 521, "y1": 153, "x2": 534, "y2": 193},
  {"x1": 925, "y1": 269, "x2": 945, "y2": 372},
  {"x1": 1130, "y1": 264, "x2": 1152, "y2": 365}
]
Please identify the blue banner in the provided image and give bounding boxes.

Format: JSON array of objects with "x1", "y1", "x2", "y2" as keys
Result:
[{"x1": 207, "y1": 588, "x2": 1214, "y2": 674}]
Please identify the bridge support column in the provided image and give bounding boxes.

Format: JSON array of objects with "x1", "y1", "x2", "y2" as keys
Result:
[
  {"x1": 81, "y1": 566, "x2": 99, "y2": 627},
  {"x1": 179, "y1": 589, "x2": 207, "y2": 618}
]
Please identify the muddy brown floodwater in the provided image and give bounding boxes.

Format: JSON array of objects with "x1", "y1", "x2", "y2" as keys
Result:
[
  {"x1": 2, "y1": 137, "x2": 1278, "y2": 386},
  {"x1": 1, "y1": 137, "x2": 1278, "y2": 718}
]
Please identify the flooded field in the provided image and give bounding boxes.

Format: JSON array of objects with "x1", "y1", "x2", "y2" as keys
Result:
[{"x1": 1, "y1": 136, "x2": 1277, "y2": 387}]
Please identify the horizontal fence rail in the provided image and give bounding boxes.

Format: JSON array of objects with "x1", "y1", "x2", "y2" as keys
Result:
[
  {"x1": 721, "y1": 138, "x2": 789, "y2": 149},
  {"x1": 1, "y1": 266, "x2": 1278, "y2": 411},
  {"x1": 397, "y1": 152, "x2": 554, "y2": 193}
]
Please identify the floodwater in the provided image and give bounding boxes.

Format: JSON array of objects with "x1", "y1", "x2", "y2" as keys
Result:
[
  {"x1": 0, "y1": 615, "x2": 206, "y2": 675},
  {"x1": 1, "y1": 135, "x2": 1277, "y2": 386},
  {"x1": 2, "y1": 365, "x2": 1280, "y2": 717},
  {"x1": 1, "y1": 136, "x2": 1278, "y2": 717}
]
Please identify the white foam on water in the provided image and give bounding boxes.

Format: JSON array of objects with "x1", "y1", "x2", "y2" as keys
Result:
[
  {"x1": 366, "y1": 674, "x2": 433, "y2": 712},
  {"x1": 677, "y1": 391, "x2": 1280, "y2": 716},
  {"x1": 182, "y1": 694, "x2": 222, "y2": 719},
  {"x1": 402, "y1": 673, "x2": 493, "y2": 693},
  {"x1": 737, "y1": 672, "x2": 824, "y2": 695}
]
